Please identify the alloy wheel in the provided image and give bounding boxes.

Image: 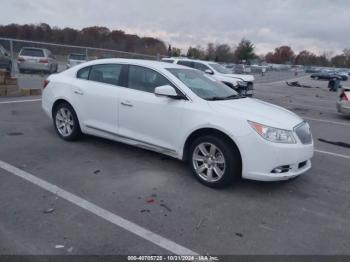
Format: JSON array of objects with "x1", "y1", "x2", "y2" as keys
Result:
[
  {"x1": 55, "y1": 108, "x2": 74, "y2": 137},
  {"x1": 192, "y1": 142, "x2": 226, "y2": 182}
]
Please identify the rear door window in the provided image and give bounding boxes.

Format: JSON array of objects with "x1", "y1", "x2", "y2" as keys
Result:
[{"x1": 88, "y1": 64, "x2": 123, "y2": 86}]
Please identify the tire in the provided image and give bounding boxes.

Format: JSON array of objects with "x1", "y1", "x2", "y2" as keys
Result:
[
  {"x1": 189, "y1": 135, "x2": 241, "y2": 188},
  {"x1": 53, "y1": 102, "x2": 82, "y2": 141}
]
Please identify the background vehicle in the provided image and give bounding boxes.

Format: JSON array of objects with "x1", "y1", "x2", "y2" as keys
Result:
[
  {"x1": 67, "y1": 53, "x2": 88, "y2": 69},
  {"x1": 0, "y1": 44, "x2": 12, "y2": 73},
  {"x1": 163, "y1": 58, "x2": 255, "y2": 96},
  {"x1": 311, "y1": 71, "x2": 347, "y2": 81},
  {"x1": 17, "y1": 47, "x2": 58, "y2": 74},
  {"x1": 337, "y1": 87, "x2": 350, "y2": 115},
  {"x1": 42, "y1": 59, "x2": 313, "y2": 188},
  {"x1": 234, "y1": 64, "x2": 252, "y2": 74}
]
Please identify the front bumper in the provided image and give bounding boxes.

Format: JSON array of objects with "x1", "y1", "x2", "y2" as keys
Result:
[
  {"x1": 238, "y1": 131, "x2": 314, "y2": 182},
  {"x1": 238, "y1": 82, "x2": 254, "y2": 97}
]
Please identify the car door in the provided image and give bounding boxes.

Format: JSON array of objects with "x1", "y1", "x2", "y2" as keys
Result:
[
  {"x1": 118, "y1": 65, "x2": 186, "y2": 153},
  {"x1": 73, "y1": 64, "x2": 123, "y2": 134}
]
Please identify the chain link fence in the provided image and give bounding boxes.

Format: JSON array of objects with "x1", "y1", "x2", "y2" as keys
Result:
[
  {"x1": 0, "y1": 37, "x2": 161, "y2": 77},
  {"x1": 0, "y1": 37, "x2": 163, "y2": 89}
]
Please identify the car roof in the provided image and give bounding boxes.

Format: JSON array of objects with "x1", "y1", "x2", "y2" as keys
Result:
[
  {"x1": 163, "y1": 57, "x2": 218, "y2": 65},
  {"x1": 76, "y1": 58, "x2": 189, "y2": 70},
  {"x1": 21, "y1": 47, "x2": 47, "y2": 51}
]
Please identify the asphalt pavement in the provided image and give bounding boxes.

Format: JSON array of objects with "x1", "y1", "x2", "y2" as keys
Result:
[{"x1": 0, "y1": 73, "x2": 349, "y2": 256}]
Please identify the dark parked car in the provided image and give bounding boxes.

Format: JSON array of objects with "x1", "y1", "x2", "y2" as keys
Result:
[
  {"x1": 311, "y1": 71, "x2": 347, "y2": 81},
  {"x1": 0, "y1": 44, "x2": 12, "y2": 72}
]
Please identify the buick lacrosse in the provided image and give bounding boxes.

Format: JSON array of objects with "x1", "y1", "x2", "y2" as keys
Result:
[{"x1": 42, "y1": 59, "x2": 314, "y2": 188}]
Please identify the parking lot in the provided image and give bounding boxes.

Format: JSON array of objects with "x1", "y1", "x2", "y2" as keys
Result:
[{"x1": 0, "y1": 72, "x2": 350, "y2": 256}]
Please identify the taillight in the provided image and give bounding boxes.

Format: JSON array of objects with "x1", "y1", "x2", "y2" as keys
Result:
[
  {"x1": 43, "y1": 79, "x2": 49, "y2": 89},
  {"x1": 17, "y1": 57, "x2": 25, "y2": 62},
  {"x1": 341, "y1": 92, "x2": 349, "y2": 101},
  {"x1": 39, "y1": 59, "x2": 49, "y2": 64}
]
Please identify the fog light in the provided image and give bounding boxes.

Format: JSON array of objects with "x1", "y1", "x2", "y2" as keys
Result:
[{"x1": 271, "y1": 165, "x2": 291, "y2": 174}]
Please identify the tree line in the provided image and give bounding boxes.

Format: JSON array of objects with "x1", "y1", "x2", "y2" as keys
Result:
[
  {"x1": 1, "y1": 23, "x2": 349, "y2": 68},
  {"x1": 183, "y1": 41, "x2": 350, "y2": 68},
  {"x1": 0, "y1": 23, "x2": 167, "y2": 56}
]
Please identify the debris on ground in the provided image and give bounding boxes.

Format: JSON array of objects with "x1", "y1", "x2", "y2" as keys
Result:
[
  {"x1": 146, "y1": 199, "x2": 155, "y2": 204},
  {"x1": 67, "y1": 247, "x2": 74, "y2": 253},
  {"x1": 141, "y1": 209, "x2": 151, "y2": 213},
  {"x1": 195, "y1": 218, "x2": 205, "y2": 230},
  {"x1": 235, "y1": 232, "x2": 244, "y2": 238},
  {"x1": 286, "y1": 81, "x2": 319, "y2": 89},
  {"x1": 160, "y1": 203, "x2": 172, "y2": 212},
  {"x1": 55, "y1": 245, "x2": 65, "y2": 249},
  {"x1": 7, "y1": 132, "x2": 24, "y2": 136},
  {"x1": 151, "y1": 193, "x2": 157, "y2": 198},
  {"x1": 319, "y1": 138, "x2": 350, "y2": 149},
  {"x1": 43, "y1": 208, "x2": 55, "y2": 214},
  {"x1": 93, "y1": 169, "x2": 101, "y2": 174}
]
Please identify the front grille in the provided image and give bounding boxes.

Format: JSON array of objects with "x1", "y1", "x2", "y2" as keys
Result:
[
  {"x1": 247, "y1": 82, "x2": 254, "y2": 90},
  {"x1": 294, "y1": 122, "x2": 312, "y2": 144}
]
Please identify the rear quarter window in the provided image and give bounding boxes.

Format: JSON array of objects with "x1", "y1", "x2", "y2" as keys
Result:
[{"x1": 77, "y1": 66, "x2": 91, "y2": 80}]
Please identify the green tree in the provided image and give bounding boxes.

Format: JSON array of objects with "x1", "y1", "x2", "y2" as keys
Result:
[
  {"x1": 187, "y1": 46, "x2": 205, "y2": 59},
  {"x1": 233, "y1": 39, "x2": 256, "y2": 62}
]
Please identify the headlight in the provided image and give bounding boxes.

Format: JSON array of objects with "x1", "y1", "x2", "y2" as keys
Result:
[
  {"x1": 248, "y1": 121, "x2": 296, "y2": 144},
  {"x1": 237, "y1": 81, "x2": 248, "y2": 87}
]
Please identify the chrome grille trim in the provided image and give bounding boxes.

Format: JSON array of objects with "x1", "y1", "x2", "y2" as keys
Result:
[{"x1": 294, "y1": 121, "x2": 312, "y2": 145}]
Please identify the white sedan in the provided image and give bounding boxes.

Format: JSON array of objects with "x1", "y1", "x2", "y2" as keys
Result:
[{"x1": 42, "y1": 59, "x2": 314, "y2": 188}]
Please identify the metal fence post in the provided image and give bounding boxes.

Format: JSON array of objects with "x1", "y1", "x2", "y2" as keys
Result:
[
  {"x1": 9, "y1": 39, "x2": 15, "y2": 77},
  {"x1": 85, "y1": 48, "x2": 88, "y2": 60}
]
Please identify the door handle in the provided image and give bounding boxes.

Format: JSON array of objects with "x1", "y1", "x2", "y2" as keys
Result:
[
  {"x1": 74, "y1": 89, "x2": 84, "y2": 95},
  {"x1": 121, "y1": 101, "x2": 133, "y2": 107}
]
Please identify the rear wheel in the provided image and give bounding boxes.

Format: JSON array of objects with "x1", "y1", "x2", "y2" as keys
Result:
[
  {"x1": 53, "y1": 102, "x2": 82, "y2": 141},
  {"x1": 189, "y1": 135, "x2": 241, "y2": 188}
]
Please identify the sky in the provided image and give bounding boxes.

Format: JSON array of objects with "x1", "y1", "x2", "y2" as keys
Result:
[{"x1": 1, "y1": 0, "x2": 349, "y2": 55}]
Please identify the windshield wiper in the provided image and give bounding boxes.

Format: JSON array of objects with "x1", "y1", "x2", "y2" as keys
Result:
[
  {"x1": 206, "y1": 94, "x2": 245, "y2": 101},
  {"x1": 223, "y1": 94, "x2": 246, "y2": 99},
  {"x1": 206, "y1": 96, "x2": 227, "y2": 101}
]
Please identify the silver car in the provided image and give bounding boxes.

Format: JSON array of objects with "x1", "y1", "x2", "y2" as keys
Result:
[
  {"x1": 337, "y1": 88, "x2": 350, "y2": 115},
  {"x1": 17, "y1": 47, "x2": 58, "y2": 74},
  {"x1": 66, "y1": 53, "x2": 87, "y2": 69}
]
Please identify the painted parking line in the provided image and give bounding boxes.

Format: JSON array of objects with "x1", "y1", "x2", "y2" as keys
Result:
[
  {"x1": 0, "y1": 160, "x2": 198, "y2": 255},
  {"x1": 0, "y1": 98, "x2": 41, "y2": 104},
  {"x1": 304, "y1": 117, "x2": 350, "y2": 127},
  {"x1": 315, "y1": 149, "x2": 350, "y2": 160}
]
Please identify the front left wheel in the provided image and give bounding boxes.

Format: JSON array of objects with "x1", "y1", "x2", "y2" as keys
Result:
[
  {"x1": 189, "y1": 135, "x2": 241, "y2": 188},
  {"x1": 53, "y1": 102, "x2": 82, "y2": 141}
]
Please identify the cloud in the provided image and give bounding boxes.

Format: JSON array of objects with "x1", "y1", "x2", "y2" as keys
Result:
[{"x1": 1, "y1": 0, "x2": 349, "y2": 54}]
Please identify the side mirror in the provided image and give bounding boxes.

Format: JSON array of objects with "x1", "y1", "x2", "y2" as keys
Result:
[
  {"x1": 205, "y1": 69, "x2": 214, "y2": 75},
  {"x1": 155, "y1": 85, "x2": 184, "y2": 99}
]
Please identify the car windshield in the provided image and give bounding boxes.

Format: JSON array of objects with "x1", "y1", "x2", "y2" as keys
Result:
[
  {"x1": 20, "y1": 48, "x2": 44, "y2": 57},
  {"x1": 69, "y1": 54, "x2": 86, "y2": 60},
  {"x1": 209, "y1": 63, "x2": 232, "y2": 74},
  {"x1": 167, "y1": 68, "x2": 240, "y2": 100}
]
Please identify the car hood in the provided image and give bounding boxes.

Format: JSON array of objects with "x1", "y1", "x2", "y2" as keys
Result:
[
  {"x1": 219, "y1": 73, "x2": 255, "y2": 82},
  {"x1": 208, "y1": 98, "x2": 303, "y2": 130}
]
